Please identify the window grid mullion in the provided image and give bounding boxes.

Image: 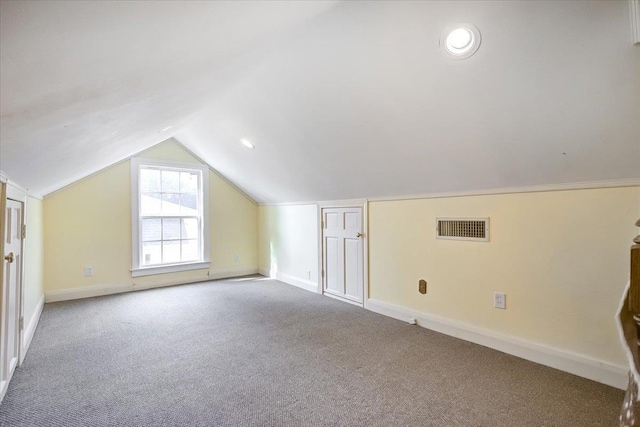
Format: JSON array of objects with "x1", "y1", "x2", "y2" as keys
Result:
[
  {"x1": 138, "y1": 165, "x2": 204, "y2": 268},
  {"x1": 160, "y1": 218, "x2": 165, "y2": 264}
]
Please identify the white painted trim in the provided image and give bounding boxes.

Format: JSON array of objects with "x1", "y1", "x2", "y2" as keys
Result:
[
  {"x1": 273, "y1": 271, "x2": 318, "y2": 293},
  {"x1": 323, "y1": 292, "x2": 364, "y2": 307},
  {"x1": 631, "y1": 0, "x2": 640, "y2": 44},
  {"x1": 317, "y1": 198, "x2": 369, "y2": 208},
  {"x1": 20, "y1": 294, "x2": 44, "y2": 365},
  {"x1": 131, "y1": 261, "x2": 211, "y2": 277},
  {"x1": 318, "y1": 201, "x2": 369, "y2": 307},
  {"x1": 362, "y1": 201, "x2": 370, "y2": 308},
  {"x1": 6, "y1": 181, "x2": 28, "y2": 203},
  {"x1": 259, "y1": 179, "x2": 640, "y2": 206},
  {"x1": 45, "y1": 269, "x2": 259, "y2": 303},
  {"x1": 130, "y1": 157, "x2": 210, "y2": 273},
  {"x1": 316, "y1": 203, "x2": 323, "y2": 295},
  {"x1": 366, "y1": 298, "x2": 627, "y2": 390},
  {"x1": 4, "y1": 185, "x2": 28, "y2": 375},
  {"x1": 0, "y1": 171, "x2": 43, "y2": 200}
]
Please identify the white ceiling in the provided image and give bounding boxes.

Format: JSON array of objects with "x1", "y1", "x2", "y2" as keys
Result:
[{"x1": 1, "y1": 0, "x2": 639, "y2": 202}]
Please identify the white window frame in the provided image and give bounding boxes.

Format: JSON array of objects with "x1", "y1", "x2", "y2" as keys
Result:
[{"x1": 130, "y1": 157, "x2": 210, "y2": 277}]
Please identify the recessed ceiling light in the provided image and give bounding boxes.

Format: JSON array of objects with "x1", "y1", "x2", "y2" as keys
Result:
[
  {"x1": 240, "y1": 138, "x2": 255, "y2": 149},
  {"x1": 441, "y1": 24, "x2": 481, "y2": 59},
  {"x1": 160, "y1": 125, "x2": 174, "y2": 132}
]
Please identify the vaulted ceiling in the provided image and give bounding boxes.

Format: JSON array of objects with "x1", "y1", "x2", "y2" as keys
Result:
[{"x1": 1, "y1": 0, "x2": 638, "y2": 203}]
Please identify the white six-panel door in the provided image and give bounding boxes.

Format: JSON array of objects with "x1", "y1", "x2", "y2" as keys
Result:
[
  {"x1": 322, "y1": 207, "x2": 364, "y2": 305},
  {"x1": 1, "y1": 199, "x2": 23, "y2": 396}
]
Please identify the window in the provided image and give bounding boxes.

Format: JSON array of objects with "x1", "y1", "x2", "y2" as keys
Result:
[{"x1": 131, "y1": 158, "x2": 209, "y2": 277}]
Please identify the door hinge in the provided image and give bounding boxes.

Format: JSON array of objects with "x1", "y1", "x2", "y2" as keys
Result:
[
  {"x1": 19, "y1": 316, "x2": 24, "y2": 331},
  {"x1": 321, "y1": 270, "x2": 324, "y2": 278},
  {"x1": 22, "y1": 224, "x2": 27, "y2": 239}
]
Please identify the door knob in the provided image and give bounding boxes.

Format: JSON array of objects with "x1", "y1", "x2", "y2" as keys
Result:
[
  {"x1": 356, "y1": 233, "x2": 363, "y2": 238},
  {"x1": 4, "y1": 252, "x2": 14, "y2": 264}
]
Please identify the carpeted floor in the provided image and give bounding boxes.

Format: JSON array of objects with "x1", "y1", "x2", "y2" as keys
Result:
[{"x1": 0, "y1": 276, "x2": 623, "y2": 426}]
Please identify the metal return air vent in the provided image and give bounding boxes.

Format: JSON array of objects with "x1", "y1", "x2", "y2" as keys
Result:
[{"x1": 436, "y1": 217, "x2": 489, "y2": 242}]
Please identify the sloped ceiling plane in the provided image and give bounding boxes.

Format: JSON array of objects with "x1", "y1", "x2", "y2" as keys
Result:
[{"x1": 1, "y1": 0, "x2": 639, "y2": 203}]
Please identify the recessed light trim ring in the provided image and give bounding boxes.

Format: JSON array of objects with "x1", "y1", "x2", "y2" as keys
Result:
[{"x1": 441, "y1": 24, "x2": 481, "y2": 59}]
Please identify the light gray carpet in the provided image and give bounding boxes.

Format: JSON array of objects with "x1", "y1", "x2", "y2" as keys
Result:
[{"x1": 0, "y1": 276, "x2": 623, "y2": 426}]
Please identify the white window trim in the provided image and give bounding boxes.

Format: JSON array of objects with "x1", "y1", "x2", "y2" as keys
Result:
[{"x1": 130, "y1": 157, "x2": 210, "y2": 277}]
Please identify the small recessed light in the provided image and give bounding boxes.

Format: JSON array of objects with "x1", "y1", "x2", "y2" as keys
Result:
[
  {"x1": 160, "y1": 125, "x2": 174, "y2": 132},
  {"x1": 441, "y1": 24, "x2": 481, "y2": 59},
  {"x1": 240, "y1": 138, "x2": 255, "y2": 149}
]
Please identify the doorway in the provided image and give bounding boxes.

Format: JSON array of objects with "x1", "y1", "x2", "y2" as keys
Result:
[
  {"x1": 320, "y1": 205, "x2": 366, "y2": 306},
  {"x1": 1, "y1": 197, "x2": 24, "y2": 397}
]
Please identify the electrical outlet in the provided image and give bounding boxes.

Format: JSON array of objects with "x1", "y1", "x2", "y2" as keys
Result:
[
  {"x1": 84, "y1": 267, "x2": 93, "y2": 277},
  {"x1": 234, "y1": 254, "x2": 240, "y2": 263},
  {"x1": 418, "y1": 279, "x2": 427, "y2": 294},
  {"x1": 305, "y1": 270, "x2": 311, "y2": 279},
  {"x1": 494, "y1": 292, "x2": 506, "y2": 309}
]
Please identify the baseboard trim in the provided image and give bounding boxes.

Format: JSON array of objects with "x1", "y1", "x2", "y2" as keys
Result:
[
  {"x1": 0, "y1": 379, "x2": 6, "y2": 403},
  {"x1": 276, "y1": 271, "x2": 318, "y2": 293},
  {"x1": 21, "y1": 293, "x2": 45, "y2": 364},
  {"x1": 366, "y1": 298, "x2": 627, "y2": 390},
  {"x1": 259, "y1": 268, "x2": 318, "y2": 293},
  {"x1": 45, "y1": 269, "x2": 259, "y2": 303}
]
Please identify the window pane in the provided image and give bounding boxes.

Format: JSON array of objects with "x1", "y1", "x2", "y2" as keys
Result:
[
  {"x1": 161, "y1": 170, "x2": 180, "y2": 193},
  {"x1": 141, "y1": 219, "x2": 161, "y2": 241},
  {"x1": 180, "y1": 172, "x2": 198, "y2": 194},
  {"x1": 182, "y1": 239, "x2": 200, "y2": 262},
  {"x1": 180, "y1": 194, "x2": 198, "y2": 214},
  {"x1": 142, "y1": 241, "x2": 161, "y2": 266},
  {"x1": 162, "y1": 218, "x2": 181, "y2": 240},
  {"x1": 162, "y1": 240, "x2": 181, "y2": 264},
  {"x1": 140, "y1": 169, "x2": 161, "y2": 192},
  {"x1": 161, "y1": 193, "x2": 181, "y2": 214},
  {"x1": 181, "y1": 218, "x2": 199, "y2": 239},
  {"x1": 141, "y1": 193, "x2": 162, "y2": 215}
]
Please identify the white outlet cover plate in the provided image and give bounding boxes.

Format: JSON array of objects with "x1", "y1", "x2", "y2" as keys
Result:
[{"x1": 494, "y1": 292, "x2": 506, "y2": 309}]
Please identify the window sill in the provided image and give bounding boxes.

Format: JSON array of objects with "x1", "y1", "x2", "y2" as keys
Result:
[{"x1": 131, "y1": 261, "x2": 211, "y2": 277}]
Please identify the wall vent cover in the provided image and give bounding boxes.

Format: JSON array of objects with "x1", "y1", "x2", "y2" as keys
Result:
[{"x1": 436, "y1": 217, "x2": 489, "y2": 242}]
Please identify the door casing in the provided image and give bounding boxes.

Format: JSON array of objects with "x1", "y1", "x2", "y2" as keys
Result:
[
  {"x1": 0, "y1": 180, "x2": 27, "y2": 403},
  {"x1": 317, "y1": 200, "x2": 369, "y2": 308}
]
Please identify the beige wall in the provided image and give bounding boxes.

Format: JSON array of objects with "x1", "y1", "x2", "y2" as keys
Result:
[
  {"x1": 258, "y1": 204, "x2": 318, "y2": 283},
  {"x1": 369, "y1": 186, "x2": 640, "y2": 366},
  {"x1": 257, "y1": 187, "x2": 639, "y2": 368},
  {"x1": 43, "y1": 140, "x2": 258, "y2": 292},
  {"x1": 23, "y1": 197, "x2": 44, "y2": 323}
]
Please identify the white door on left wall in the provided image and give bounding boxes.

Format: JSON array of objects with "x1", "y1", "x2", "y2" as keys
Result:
[{"x1": 1, "y1": 198, "x2": 23, "y2": 398}]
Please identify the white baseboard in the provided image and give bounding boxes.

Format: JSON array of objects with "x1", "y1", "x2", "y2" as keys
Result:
[
  {"x1": 276, "y1": 272, "x2": 318, "y2": 293},
  {"x1": 259, "y1": 268, "x2": 318, "y2": 294},
  {"x1": 21, "y1": 293, "x2": 45, "y2": 364},
  {"x1": 366, "y1": 298, "x2": 628, "y2": 390},
  {"x1": 45, "y1": 268, "x2": 259, "y2": 303}
]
